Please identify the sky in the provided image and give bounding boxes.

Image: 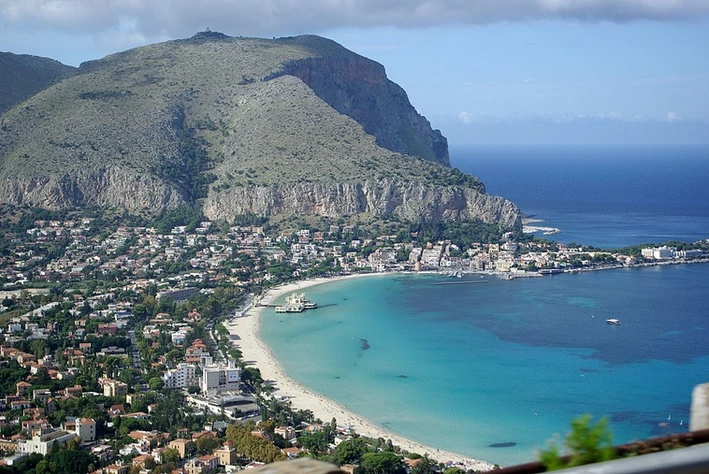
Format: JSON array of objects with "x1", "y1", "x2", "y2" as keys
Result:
[{"x1": 1, "y1": 0, "x2": 708, "y2": 146}]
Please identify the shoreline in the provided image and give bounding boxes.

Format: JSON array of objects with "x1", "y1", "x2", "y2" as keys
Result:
[{"x1": 224, "y1": 273, "x2": 496, "y2": 471}]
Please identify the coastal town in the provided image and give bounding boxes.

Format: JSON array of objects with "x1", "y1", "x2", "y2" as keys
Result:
[{"x1": 0, "y1": 215, "x2": 707, "y2": 473}]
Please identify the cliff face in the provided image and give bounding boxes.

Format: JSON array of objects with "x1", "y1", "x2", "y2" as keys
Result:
[
  {"x1": 0, "y1": 33, "x2": 520, "y2": 230},
  {"x1": 0, "y1": 168, "x2": 183, "y2": 211},
  {"x1": 273, "y1": 38, "x2": 449, "y2": 166},
  {"x1": 204, "y1": 180, "x2": 520, "y2": 229}
]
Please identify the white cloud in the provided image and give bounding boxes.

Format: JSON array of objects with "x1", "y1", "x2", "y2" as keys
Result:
[
  {"x1": 1, "y1": 0, "x2": 708, "y2": 44},
  {"x1": 666, "y1": 111, "x2": 678, "y2": 122},
  {"x1": 458, "y1": 111, "x2": 476, "y2": 125}
]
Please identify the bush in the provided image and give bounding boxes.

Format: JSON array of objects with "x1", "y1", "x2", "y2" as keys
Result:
[{"x1": 540, "y1": 415, "x2": 616, "y2": 470}]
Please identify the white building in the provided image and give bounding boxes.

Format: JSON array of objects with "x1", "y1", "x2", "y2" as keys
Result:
[
  {"x1": 643, "y1": 246, "x2": 677, "y2": 259},
  {"x1": 75, "y1": 418, "x2": 96, "y2": 444},
  {"x1": 171, "y1": 329, "x2": 189, "y2": 345},
  {"x1": 163, "y1": 363, "x2": 199, "y2": 389},
  {"x1": 201, "y1": 360, "x2": 240, "y2": 396},
  {"x1": 18, "y1": 430, "x2": 79, "y2": 455}
]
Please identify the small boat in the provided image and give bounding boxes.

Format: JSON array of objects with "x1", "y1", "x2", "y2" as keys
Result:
[{"x1": 606, "y1": 318, "x2": 621, "y2": 325}]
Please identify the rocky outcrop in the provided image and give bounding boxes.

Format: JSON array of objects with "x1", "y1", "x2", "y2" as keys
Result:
[
  {"x1": 0, "y1": 168, "x2": 183, "y2": 213},
  {"x1": 203, "y1": 179, "x2": 520, "y2": 229},
  {"x1": 271, "y1": 36, "x2": 449, "y2": 166}
]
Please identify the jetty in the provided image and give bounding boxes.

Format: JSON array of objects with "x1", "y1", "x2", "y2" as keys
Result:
[{"x1": 431, "y1": 280, "x2": 488, "y2": 286}]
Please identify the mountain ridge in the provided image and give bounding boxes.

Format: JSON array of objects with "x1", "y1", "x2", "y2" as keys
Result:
[
  {"x1": 0, "y1": 32, "x2": 521, "y2": 231},
  {"x1": 0, "y1": 52, "x2": 77, "y2": 115}
]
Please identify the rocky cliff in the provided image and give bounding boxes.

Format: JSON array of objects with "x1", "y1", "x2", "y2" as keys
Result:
[
  {"x1": 203, "y1": 180, "x2": 519, "y2": 229},
  {"x1": 271, "y1": 36, "x2": 449, "y2": 166},
  {"x1": 0, "y1": 32, "x2": 521, "y2": 230}
]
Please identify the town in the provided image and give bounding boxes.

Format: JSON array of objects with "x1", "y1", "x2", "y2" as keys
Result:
[{"x1": 0, "y1": 216, "x2": 707, "y2": 473}]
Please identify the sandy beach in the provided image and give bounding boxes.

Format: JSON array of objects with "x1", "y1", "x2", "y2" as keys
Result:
[{"x1": 224, "y1": 273, "x2": 495, "y2": 471}]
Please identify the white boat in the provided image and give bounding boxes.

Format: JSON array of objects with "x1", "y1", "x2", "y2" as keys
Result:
[{"x1": 606, "y1": 318, "x2": 621, "y2": 325}]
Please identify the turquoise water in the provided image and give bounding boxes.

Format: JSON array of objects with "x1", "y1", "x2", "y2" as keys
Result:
[
  {"x1": 260, "y1": 146, "x2": 709, "y2": 466},
  {"x1": 260, "y1": 265, "x2": 709, "y2": 466}
]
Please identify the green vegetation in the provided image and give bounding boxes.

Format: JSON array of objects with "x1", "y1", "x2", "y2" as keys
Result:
[
  {"x1": 153, "y1": 205, "x2": 205, "y2": 234},
  {"x1": 154, "y1": 106, "x2": 216, "y2": 201},
  {"x1": 540, "y1": 415, "x2": 616, "y2": 470},
  {"x1": 411, "y1": 219, "x2": 505, "y2": 246},
  {"x1": 0, "y1": 51, "x2": 76, "y2": 115},
  {"x1": 226, "y1": 421, "x2": 286, "y2": 463}
]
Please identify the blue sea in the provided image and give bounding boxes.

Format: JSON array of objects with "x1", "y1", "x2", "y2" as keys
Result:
[
  {"x1": 260, "y1": 146, "x2": 709, "y2": 467},
  {"x1": 456, "y1": 145, "x2": 709, "y2": 249}
]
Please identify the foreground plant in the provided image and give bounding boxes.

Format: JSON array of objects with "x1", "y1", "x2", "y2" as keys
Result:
[{"x1": 540, "y1": 415, "x2": 616, "y2": 470}]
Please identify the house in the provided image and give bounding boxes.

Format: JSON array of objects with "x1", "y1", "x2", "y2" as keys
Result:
[
  {"x1": 97, "y1": 323, "x2": 118, "y2": 335},
  {"x1": 169, "y1": 438, "x2": 194, "y2": 459},
  {"x1": 282, "y1": 447, "x2": 302, "y2": 459},
  {"x1": 275, "y1": 426, "x2": 296, "y2": 441},
  {"x1": 75, "y1": 417, "x2": 96, "y2": 444},
  {"x1": 131, "y1": 454, "x2": 154, "y2": 469},
  {"x1": 98, "y1": 346, "x2": 126, "y2": 356},
  {"x1": 98, "y1": 464, "x2": 129, "y2": 474},
  {"x1": 21, "y1": 417, "x2": 50, "y2": 435},
  {"x1": 15, "y1": 382, "x2": 31, "y2": 397},
  {"x1": 103, "y1": 379, "x2": 128, "y2": 398},
  {"x1": 32, "y1": 389, "x2": 51, "y2": 403},
  {"x1": 64, "y1": 385, "x2": 83, "y2": 397},
  {"x1": 91, "y1": 444, "x2": 115, "y2": 463},
  {"x1": 213, "y1": 443, "x2": 237, "y2": 466},
  {"x1": 108, "y1": 404, "x2": 126, "y2": 416},
  {"x1": 198, "y1": 454, "x2": 218, "y2": 473},
  {"x1": 99, "y1": 464, "x2": 130, "y2": 474},
  {"x1": 10, "y1": 400, "x2": 32, "y2": 411}
]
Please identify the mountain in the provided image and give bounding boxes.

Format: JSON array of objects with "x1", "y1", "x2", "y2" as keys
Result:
[
  {"x1": 0, "y1": 32, "x2": 520, "y2": 230},
  {"x1": 0, "y1": 52, "x2": 77, "y2": 115}
]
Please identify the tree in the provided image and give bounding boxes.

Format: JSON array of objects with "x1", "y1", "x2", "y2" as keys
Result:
[
  {"x1": 410, "y1": 456, "x2": 439, "y2": 474},
  {"x1": 241, "y1": 367, "x2": 263, "y2": 389},
  {"x1": 443, "y1": 468, "x2": 466, "y2": 474},
  {"x1": 196, "y1": 435, "x2": 221, "y2": 455},
  {"x1": 163, "y1": 447, "x2": 181, "y2": 463},
  {"x1": 335, "y1": 437, "x2": 370, "y2": 465},
  {"x1": 148, "y1": 376, "x2": 165, "y2": 391},
  {"x1": 298, "y1": 431, "x2": 328, "y2": 456},
  {"x1": 150, "y1": 391, "x2": 185, "y2": 432},
  {"x1": 49, "y1": 448, "x2": 96, "y2": 474},
  {"x1": 359, "y1": 451, "x2": 406, "y2": 474}
]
